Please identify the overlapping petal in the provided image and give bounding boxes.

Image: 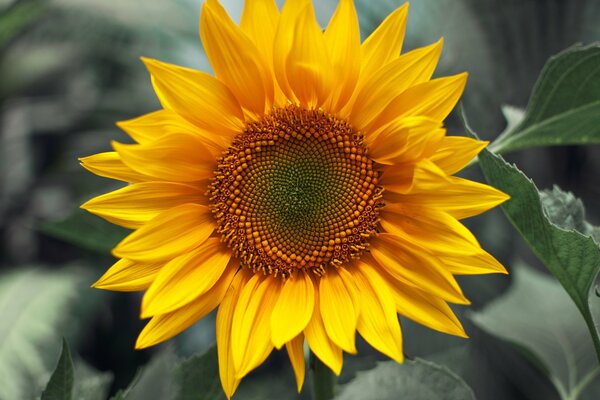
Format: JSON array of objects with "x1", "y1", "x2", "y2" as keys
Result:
[
  {"x1": 136, "y1": 262, "x2": 238, "y2": 349},
  {"x1": 141, "y1": 238, "x2": 232, "y2": 318},
  {"x1": 201, "y1": 0, "x2": 273, "y2": 116},
  {"x1": 92, "y1": 258, "x2": 162, "y2": 292},
  {"x1": 143, "y1": 57, "x2": 245, "y2": 135},
  {"x1": 81, "y1": 182, "x2": 206, "y2": 229},
  {"x1": 113, "y1": 204, "x2": 214, "y2": 262}
]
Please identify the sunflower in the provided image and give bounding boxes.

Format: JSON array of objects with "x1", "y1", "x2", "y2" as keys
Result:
[{"x1": 81, "y1": 0, "x2": 508, "y2": 397}]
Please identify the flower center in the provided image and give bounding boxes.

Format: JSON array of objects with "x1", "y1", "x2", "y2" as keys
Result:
[{"x1": 208, "y1": 105, "x2": 383, "y2": 278}]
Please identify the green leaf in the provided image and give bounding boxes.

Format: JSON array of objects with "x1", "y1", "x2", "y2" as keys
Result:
[
  {"x1": 174, "y1": 346, "x2": 225, "y2": 400},
  {"x1": 112, "y1": 348, "x2": 177, "y2": 400},
  {"x1": 72, "y1": 360, "x2": 113, "y2": 400},
  {"x1": 41, "y1": 209, "x2": 129, "y2": 254},
  {"x1": 0, "y1": 0, "x2": 46, "y2": 49},
  {"x1": 334, "y1": 358, "x2": 475, "y2": 400},
  {"x1": 41, "y1": 339, "x2": 74, "y2": 400},
  {"x1": 471, "y1": 264, "x2": 600, "y2": 400},
  {"x1": 0, "y1": 268, "x2": 81, "y2": 399},
  {"x1": 540, "y1": 186, "x2": 600, "y2": 244},
  {"x1": 462, "y1": 111, "x2": 600, "y2": 361},
  {"x1": 490, "y1": 43, "x2": 600, "y2": 154}
]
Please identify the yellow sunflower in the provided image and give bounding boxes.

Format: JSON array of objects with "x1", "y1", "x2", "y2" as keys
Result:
[{"x1": 81, "y1": 0, "x2": 509, "y2": 397}]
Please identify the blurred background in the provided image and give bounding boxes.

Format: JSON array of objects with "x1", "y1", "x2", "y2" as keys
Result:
[{"x1": 0, "y1": 0, "x2": 599, "y2": 399}]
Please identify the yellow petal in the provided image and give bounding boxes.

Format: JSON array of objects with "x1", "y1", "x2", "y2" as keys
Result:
[
  {"x1": 92, "y1": 258, "x2": 161, "y2": 292},
  {"x1": 113, "y1": 134, "x2": 215, "y2": 182},
  {"x1": 79, "y1": 152, "x2": 149, "y2": 183},
  {"x1": 271, "y1": 270, "x2": 314, "y2": 349},
  {"x1": 389, "y1": 160, "x2": 510, "y2": 219},
  {"x1": 142, "y1": 57, "x2": 244, "y2": 135},
  {"x1": 380, "y1": 203, "x2": 482, "y2": 255},
  {"x1": 360, "y1": 3, "x2": 408, "y2": 80},
  {"x1": 231, "y1": 275, "x2": 280, "y2": 378},
  {"x1": 141, "y1": 238, "x2": 232, "y2": 318},
  {"x1": 381, "y1": 269, "x2": 467, "y2": 338},
  {"x1": 351, "y1": 261, "x2": 403, "y2": 362},
  {"x1": 113, "y1": 204, "x2": 214, "y2": 263},
  {"x1": 442, "y1": 252, "x2": 508, "y2": 275},
  {"x1": 135, "y1": 262, "x2": 238, "y2": 349},
  {"x1": 351, "y1": 39, "x2": 443, "y2": 130},
  {"x1": 201, "y1": 0, "x2": 273, "y2": 116},
  {"x1": 370, "y1": 73, "x2": 468, "y2": 132},
  {"x1": 240, "y1": 0, "x2": 286, "y2": 106},
  {"x1": 217, "y1": 269, "x2": 252, "y2": 399},
  {"x1": 376, "y1": 163, "x2": 415, "y2": 194},
  {"x1": 429, "y1": 136, "x2": 489, "y2": 175},
  {"x1": 286, "y1": 333, "x2": 306, "y2": 393},
  {"x1": 368, "y1": 117, "x2": 444, "y2": 165},
  {"x1": 274, "y1": 1, "x2": 332, "y2": 107},
  {"x1": 369, "y1": 234, "x2": 469, "y2": 305},
  {"x1": 117, "y1": 109, "x2": 230, "y2": 152},
  {"x1": 81, "y1": 182, "x2": 207, "y2": 229},
  {"x1": 319, "y1": 267, "x2": 359, "y2": 354},
  {"x1": 305, "y1": 286, "x2": 343, "y2": 375},
  {"x1": 323, "y1": 0, "x2": 360, "y2": 113}
]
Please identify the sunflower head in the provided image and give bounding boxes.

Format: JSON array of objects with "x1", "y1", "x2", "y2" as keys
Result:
[{"x1": 81, "y1": 0, "x2": 509, "y2": 397}]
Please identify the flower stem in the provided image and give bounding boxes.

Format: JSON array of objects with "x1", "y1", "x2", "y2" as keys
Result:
[{"x1": 310, "y1": 352, "x2": 335, "y2": 400}]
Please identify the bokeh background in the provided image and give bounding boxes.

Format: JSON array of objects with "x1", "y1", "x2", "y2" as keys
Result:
[{"x1": 1, "y1": 0, "x2": 599, "y2": 399}]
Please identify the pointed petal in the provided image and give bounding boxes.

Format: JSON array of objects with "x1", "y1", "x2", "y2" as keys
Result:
[
  {"x1": 319, "y1": 267, "x2": 359, "y2": 353},
  {"x1": 360, "y1": 3, "x2": 408, "y2": 79},
  {"x1": 370, "y1": 73, "x2": 468, "y2": 132},
  {"x1": 305, "y1": 286, "x2": 343, "y2": 375},
  {"x1": 201, "y1": 0, "x2": 273, "y2": 116},
  {"x1": 368, "y1": 117, "x2": 444, "y2": 166},
  {"x1": 389, "y1": 160, "x2": 510, "y2": 219},
  {"x1": 286, "y1": 333, "x2": 306, "y2": 393},
  {"x1": 351, "y1": 261, "x2": 403, "y2": 362},
  {"x1": 231, "y1": 275, "x2": 280, "y2": 378},
  {"x1": 142, "y1": 57, "x2": 244, "y2": 135},
  {"x1": 113, "y1": 204, "x2": 214, "y2": 263},
  {"x1": 92, "y1": 258, "x2": 161, "y2": 292},
  {"x1": 81, "y1": 182, "x2": 207, "y2": 229},
  {"x1": 113, "y1": 134, "x2": 215, "y2": 183},
  {"x1": 380, "y1": 203, "x2": 483, "y2": 255},
  {"x1": 430, "y1": 136, "x2": 488, "y2": 175},
  {"x1": 274, "y1": 1, "x2": 332, "y2": 107},
  {"x1": 141, "y1": 239, "x2": 232, "y2": 318},
  {"x1": 271, "y1": 270, "x2": 315, "y2": 349},
  {"x1": 217, "y1": 269, "x2": 252, "y2": 399},
  {"x1": 352, "y1": 39, "x2": 443, "y2": 130},
  {"x1": 79, "y1": 152, "x2": 149, "y2": 183},
  {"x1": 272, "y1": 0, "x2": 307, "y2": 104},
  {"x1": 442, "y1": 252, "x2": 508, "y2": 275},
  {"x1": 136, "y1": 262, "x2": 238, "y2": 349},
  {"x1": 369, "y1": 234, "x2": 469, "y2": 304},
  {"x1": 117, "y1": 109, "x2": 230, "y2": 152},
  {"x1": 241, "y1": 0, "x2": 286, "y2": 105},
  {"x1": 323, "y1": 0, "x2": 360, "y2": 112},
  {"x1": 381, "y1": 269, "x2": 467, "y2": 337}
]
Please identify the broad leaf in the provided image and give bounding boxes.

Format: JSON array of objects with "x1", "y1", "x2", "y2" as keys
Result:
[
  {"x1": 174, "y1": 346, "x2": 224, "y2": 400},
  {"x1": 0, "y1": 268, "x2": 80, "y2": 399},
  {"x1": 471, "y1": 264, "x2": 600, "y2": 400},
  {"x1": 41, "y1": 339, "x2": 74, "y2": 400},
  {"x1": 462, "y1": 112, "x2": 600, "y2": 361},
  {"x1": 112, "y1": 348, "x2": 177, "y2": 400},
  {"x1": 41, "y1": 209, "x2": 128, "y2": 254},
  {"x1": 334, "y1": 358, "x2": 475, "y2": 400},
  {"x1": 490, "y1": 43, "x2": 600, "y2": 154}
]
